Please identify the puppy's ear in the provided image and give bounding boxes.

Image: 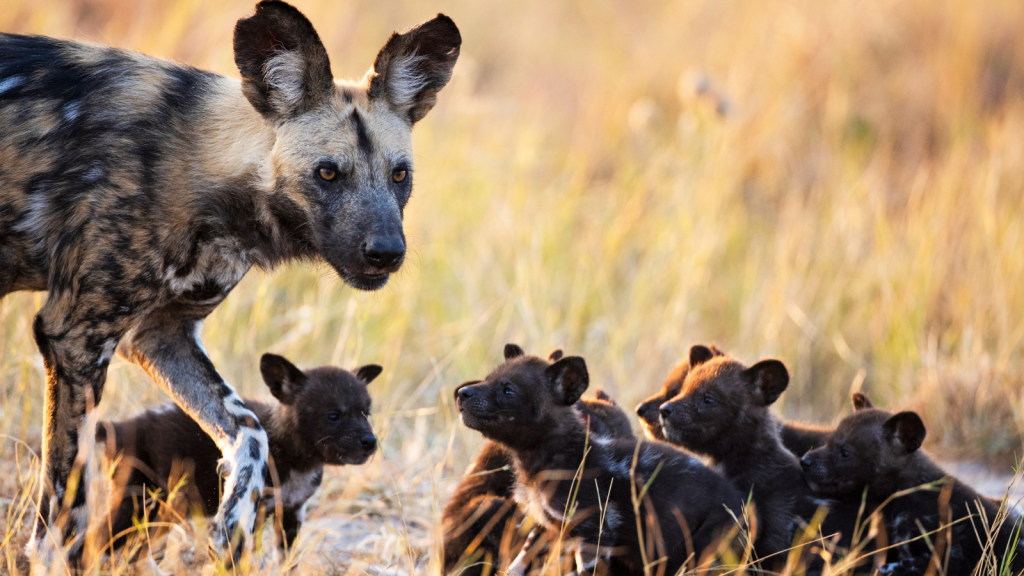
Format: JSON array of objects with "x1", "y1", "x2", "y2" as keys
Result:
[
  {"x1": 260, "y1": 353, "x2": 307, "y2": 404},
  {"x1": 882, "y1": 412, "x2": 926, "y2": 454},
  {"x1": 546, "y1": 357, "x2": 590, "y2": 406},
  {"x1": 365, "y1": 13, "x2": 461, "y2": 124},
  {"x1": 688, "y1": 345, "x2": 716, "y2": 367},
  {"x1": 504, "y1": 343, "x2": 525, "y2": 360},
  {"x1": 742, "y1": 359, "x2": 789, "y2": 406},
  {"x1": 355, "y1": 364, "x2": 383, "y2": 385},
  {"x1": 852, "y1": 392, "x2": 873, "y2": 411},
  {"x1": 595, "y1": 389, "x2": 615, "y2": 404},
  {"x1": 234, "y1": 1, "x2": 334, "y2": 120},
  {"x1": 548, "y1": 349, "x2": 564, "y2": 362}
]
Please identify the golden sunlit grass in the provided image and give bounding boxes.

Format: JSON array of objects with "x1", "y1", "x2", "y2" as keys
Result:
[{"x1": 2, "y1": 0, "x2": 1024, "y2": 573}]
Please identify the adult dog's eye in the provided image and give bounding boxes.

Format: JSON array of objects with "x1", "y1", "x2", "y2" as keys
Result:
[
  {"x1": 327, "y1": 411, "x2": 341, "y2": 421},
  {"x1": 839, "y1": 447, "x2": 850, "y2": 458},
  {"x1": 318, "y1": 167, "x2": 337, "y2": 181},
  {"x1": 503, "y1": 386, "x2": 515, "y2": 396},
  {"x1": 392, "y1": 169, "x2": 407, "y2": 183},
  {"x1": 703, "y1": 394, "x2": 714, "y2": 404}
]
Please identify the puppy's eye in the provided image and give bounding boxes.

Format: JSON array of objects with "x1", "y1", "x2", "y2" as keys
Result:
[
  {"x1": 703, "y1": 394, "x2": 714, "y2": 404},
  {"x1": 392, "y1": 169, "x2": 407, "y2": 183},
  {"x1": 839, "y1": 447, "x2": 850, "y2": 458},
  {"x1": 503, "y1": 386, "x2": 515, "y2": 397},
  {"x1": 327, "y1": 411, "x2": 341, "y2": 421},
  {"x1": 319, "y1": 167, "x2": 337, "y2": 182}
]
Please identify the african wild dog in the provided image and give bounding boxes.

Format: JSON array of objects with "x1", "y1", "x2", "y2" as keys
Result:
[
  {"x1": 636, "y1": 344, "x2": 831, "y2": 458},
  {"x1": 443, "y1": 350, "x2": 636, "y2": 576},
  {"x1": 456, "y1": 344, "x2": 745, "y2": 575},
  {"x1": 801, "y1": 404, "x2": 1024, "y2": 575},
  {"x1": 657, "y1": 346, "x2": 844, "y2": 568},
  {"x1": 0, "y1": 0, "x2": 459, "y2": 565},
  {"x1": 659, "y1": 348, "x2": 883, "y2": 569},
  {"x1": 95, "y1": 354, "x2": 379, "y2": 560}
]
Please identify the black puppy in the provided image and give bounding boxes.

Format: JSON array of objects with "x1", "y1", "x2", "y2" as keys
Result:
[
  {"x1": 97, "y1": 354, "x2": 379, "y2": 559},
  {"x1": 801, "y1": 404, "x2": 1024, "y2": 575}
]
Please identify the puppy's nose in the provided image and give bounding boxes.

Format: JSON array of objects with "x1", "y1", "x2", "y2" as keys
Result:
[
  {"x1": 659, "y1": 404, "x2": 674, "y2": 419},
  {"x1": 457, "y1": 387, "x2": 475, "y2": 401},
  {"x1": 360, "y1": 433, "x2": 377, "y2": 452},
  {"x1": 636, "y1": 403, "x2": 649, "y2": 418},
  {"x1": 362, "y1": 236, "x2": 405, "y2": 269},
  {"x1": 800, "y1": 456, "x2": 812, "y2": 470}
]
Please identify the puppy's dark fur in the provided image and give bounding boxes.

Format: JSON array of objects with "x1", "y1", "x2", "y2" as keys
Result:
[
  {"x1": 658, "y1": 346, "x2": 814, "y2": 565},
  {"x1": 636, "y1": 344, "x2": 831, "y2": 457},
  {"x1": 456, "y1": 344, "x2": 745, "y2": 575},
  {"x1": 97, "y1": 354, "x2": 379, "y2": 557},
  {"x1": 801, "y1": 405, "x2": 1024, "y2": 575},
  {"x1": 442, "y1": 384, "x2": 636, "y2": 575}
]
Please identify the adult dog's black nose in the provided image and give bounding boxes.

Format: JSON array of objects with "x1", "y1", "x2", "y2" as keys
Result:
[
  {"x1": 659, "y1": 404, "x2": 674, "y2": 419},
  {"x1": 360, "y1": 433, "x2": 377, "y2": 452},
  {"x1": 457, "y1": 387, "x2": 475, "y2": 401},
  {"x1": 362, "y1": 236, "x2": 405, "y2": 269},
  {"x1": 636, "y1": 403, "x2": 650, "y2": 418},
  {"x1": 800, "y1": 456, "x2": 812, "y2": 470}
]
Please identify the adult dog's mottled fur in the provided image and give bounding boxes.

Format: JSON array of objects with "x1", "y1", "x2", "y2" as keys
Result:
[
  {"x1": 96, "y1": 354, "x2": 380, "y2": 560},
  {"x1": 0, "y1": 1, "x2": 459, "y2": 566}
]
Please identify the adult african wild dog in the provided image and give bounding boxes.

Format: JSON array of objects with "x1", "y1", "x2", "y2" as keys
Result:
[
  {"x1": 96, "y1": 354, "x2": 381, "y2": 559},
  {"x1": 456, "y1": 344, "x2": 746, "y2": 575},
  {"x1": 0, "y1": 0, "x2": 459, "y2": 565}
]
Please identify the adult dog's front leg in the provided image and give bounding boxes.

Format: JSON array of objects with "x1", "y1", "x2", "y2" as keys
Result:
[{"x1": 120, "y1": 313, "x2": 269, "y2": 561}]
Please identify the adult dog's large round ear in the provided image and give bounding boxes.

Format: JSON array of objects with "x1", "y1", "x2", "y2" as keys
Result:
[
  {"x1": 882, "y1": 411, "x2": 926, "y2": 454},
  {"x1": 355, "y1": 364, "x2": 383, "y2": 385},
  {"x1": 365, "y1": 13, "x2": 461, "y2": 125},
  {"x1": 545, "y1": 356, "x2": 589, "y2": 406},
  {"x1": 548, "y1": 349, "x2": 564, "y2": 362},
  {"x1": 260, "y1": 353, "x2": 307, "y2": 404},
  {"x1": 504, "y1": 343, "x2": 525, "y2": 360},
  {"x1": 234, "y1": 0, "x2": 334, "y2": 120},
  {"x1": 742, "y1": 359, "x2": 789, "y2": 406},
  {"x1": 688, "y1": 345, "x2": 716, "y2": 368},
  {"x1": 851, "y1": 392, "x2": 874, "y2": 411}
]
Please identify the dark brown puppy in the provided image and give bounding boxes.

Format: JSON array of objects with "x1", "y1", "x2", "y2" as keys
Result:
[
  {"x1": 658, "y1": 346, "x2": 814, "y2": 567},
  {"x1": 659, "y1": 348, "x2": 880, "y2": 569},
  {"x1": 96, "y1": 354, "x2": 379, "y2": 558},
  {"x1": 442, "y1": 385, "x2": 636, "y2": 576},
  {"x1": 636, "y1": 344, "x2": 831, "y2": 457},
  {"x1": 456, "y1": 344, "x2": 745, "y2": 575},
  {"x1": 801, "y1": 406, "x2": 1024, "y2": 576}
]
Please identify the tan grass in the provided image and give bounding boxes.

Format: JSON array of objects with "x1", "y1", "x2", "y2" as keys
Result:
[{"x1": 2, "y1": 0, "x2": 1024, "y2": 573}]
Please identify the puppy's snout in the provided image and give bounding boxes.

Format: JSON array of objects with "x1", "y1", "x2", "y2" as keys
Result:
[
  {"x1": 800, "y1": 455, "x2": 813, "y2": 471},
  {"x1": 360, "y1": 433, "x2": 377, "y2": 452},
  {"x1": 457, "y1": 387, "x2": 475, "y2": 402},
  {"x1": 659, "y1": 404, "x2": 675, "y2": 419},
  {"x1": 636, "y1": 403, "x2": 650, "y2": 419}
]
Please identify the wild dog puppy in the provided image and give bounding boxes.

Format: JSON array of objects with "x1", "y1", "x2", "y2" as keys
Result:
[
  {"x1": 443, "y1": 349, "x2": 636, "y2": 575},
  {"x1": 801, "y1": 406, "x2": 1024, "y2": 575},
  {"x1": 456, "y1": 344, "x2": 745, "y2": 575},
  {"x1": 96, "y1": 354, "x2": 379, "y2": 561},
  {"x1": 637, "y1": 345, "x2": 831, "y2": 457},
  {"x1": 0, "y1": 0, "x2": 459, "y2": 563},
  {"x1": 659, "y1": 347, "x2": 877, "y2": 569},
  {"x1": 658, "y1": 345, "x2": 811, "y2": 567}
]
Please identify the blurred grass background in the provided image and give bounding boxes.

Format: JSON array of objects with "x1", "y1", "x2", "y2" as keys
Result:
[{"x1": 2, "y1": 0, "x2": 1024, "y2": 572}]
